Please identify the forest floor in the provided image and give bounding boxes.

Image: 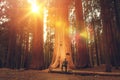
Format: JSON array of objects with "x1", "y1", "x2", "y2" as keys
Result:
[{"x1": 0, "y1": 65, "x2": 120, "y2": 80}]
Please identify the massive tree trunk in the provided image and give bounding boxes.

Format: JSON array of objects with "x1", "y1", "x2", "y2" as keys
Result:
[
  {"x1": 100, "y1": 0, "x2": 116, "y2": 72},
  {"x1": 100, "y1": 0, "x2": 120, "y2": 72},
  {"x1": 29, "y1": 15, "x2": 44, "y2": 69},
  {"x1": 6, "y1": 22, "x2": 17, "y2": 68},
  {"x1": 113, "y1": 0, "x2": 120, "y2": 68},
  {"x1": 75, "y1": 0, "x2": 89, "y2": 68},
  {"x1": 6, "y1": 26, "x2": 17, "y2": 68},
  {"x1": 6, "y1": 8, "x2": 19, "y2": 68},
  {"x1": 50, "y1": 0, "x2": 75, "y2": 69}
]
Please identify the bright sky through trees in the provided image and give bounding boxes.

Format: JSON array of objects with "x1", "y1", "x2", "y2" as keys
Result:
[
  {"x1": 32, "y1": 4, "x2": 39, "y2": 13},
  {"x1": 27, "y1": 0, "x2": 40, "y2": 13}
]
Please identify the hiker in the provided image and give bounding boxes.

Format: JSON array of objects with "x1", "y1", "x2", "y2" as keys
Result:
[{"x1": 61, "y1": 58, "x2": 68, "y2": 72}]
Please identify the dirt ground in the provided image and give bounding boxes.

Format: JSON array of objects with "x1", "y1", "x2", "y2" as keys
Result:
[{"x1": 0, "y1": 68, "x2": 120, "y2": 80}]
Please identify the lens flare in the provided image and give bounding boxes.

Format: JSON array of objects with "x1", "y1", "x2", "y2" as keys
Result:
[{"x1": 80, "y1": 31, "x2": 88, "y2": 38}]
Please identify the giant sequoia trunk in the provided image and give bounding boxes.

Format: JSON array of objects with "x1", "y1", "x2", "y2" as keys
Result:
[
  {"x1": 29, "y1": 15, "x2": 44, "y2": 69},
  {"x1": 100, "y1": 0, "x2": 112, "y2": 72},
  {"x1": 6, "y1": 9, "x2": 19, "y2": 68},
  {"x1": 50, "y1": 0, "x2": 75, "y2": 69},
  {"x1": 100, "y1": 0, "x2": 120, "y2": 72},
  {"x1": 75, "y1": 0, "x2": 89, "y2": 68},
  {"x1": 113, "y1": 0, "x2": 120, "y2": 68},
  {"x1": 6, "y1": 21, "x2": 17, "y2": 68}
]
